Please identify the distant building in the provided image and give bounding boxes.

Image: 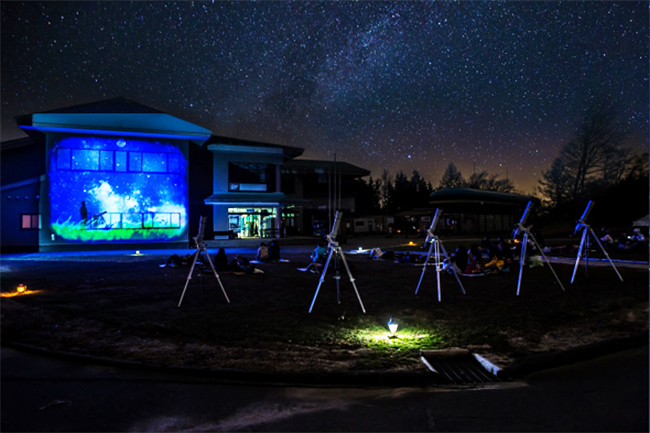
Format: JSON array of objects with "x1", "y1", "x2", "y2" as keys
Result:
[{"x1": 426, "y1": 187, "x2": 540, "y2": 234}]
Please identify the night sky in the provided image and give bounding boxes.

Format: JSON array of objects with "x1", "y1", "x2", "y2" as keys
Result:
[{"x1": 2, "y1": 1, "x2": 648, "y2": 193}]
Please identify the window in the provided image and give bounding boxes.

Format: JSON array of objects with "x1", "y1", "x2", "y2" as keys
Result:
[
  {"x1": 228, "y1": 162, "x2": 274, "y2": 192},
  {"x1": 54, "y1": 147, "x2": 181, "y2": 174},
  {"x1": 21, "y1": 214, "x2": 41, "y2": 230}
]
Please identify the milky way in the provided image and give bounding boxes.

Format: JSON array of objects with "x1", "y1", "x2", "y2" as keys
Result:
[{"x1": 2, "y1": 1, "x2": 648, "y2": 192}]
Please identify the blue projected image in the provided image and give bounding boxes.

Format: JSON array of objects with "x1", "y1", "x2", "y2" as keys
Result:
[{"x1": 48, "y1": 136, "x2": 188, "y2": 243}]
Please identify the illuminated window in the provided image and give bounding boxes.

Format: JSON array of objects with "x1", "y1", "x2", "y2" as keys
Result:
[
  {"x1": 21, "y1": 214, "x2": 41, "y2": 230},
  {"x1": 54, "y1": 147, "x2": 181, "y2": 174}
]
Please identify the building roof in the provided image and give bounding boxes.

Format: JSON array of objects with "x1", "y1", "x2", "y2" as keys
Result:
[
  {"x1": 205, "y1": 135, "x2": 304, "y2": 159},
  {"x1": 15, "y1": 97, "x2": 212, "y2": 144},
  {"x1": 282, "y1": 159, "x2": 370, "y2": 177},
  {"x1": 204, "y1": 192, "x2": 287, "y2": 206},
  {"x1": 429, "y1": 187, "x2": 540, "y2": 206}
]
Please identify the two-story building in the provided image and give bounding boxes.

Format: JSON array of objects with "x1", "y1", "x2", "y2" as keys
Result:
[{"x1": 1, "y1": 97, "x2": 371, "y2": 251}]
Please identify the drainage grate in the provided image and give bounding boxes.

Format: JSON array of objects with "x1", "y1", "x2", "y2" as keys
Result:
[{"x1": 421, "y1": 349, "x2": 502, "y2": 385}]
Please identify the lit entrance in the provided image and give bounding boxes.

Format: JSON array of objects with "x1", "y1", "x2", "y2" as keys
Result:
[{"x1": 228, "y1": 207, "x2": 276, "y2": 238}]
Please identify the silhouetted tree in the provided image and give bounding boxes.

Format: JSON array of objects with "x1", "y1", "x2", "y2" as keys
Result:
[
  {"x1": 438, "y1": 162, "x2": 464, "y2": 188},
  {"x1": 353, "y1": 177, "x2": 381, "y2": 215},
  {"x1": 538, "y1": 157, "x2": 572, "y2": 207},
  {"x1": 560, "y1": 102, "x2": 626, "y2": 199},
  {"x1": 410, "y1": 170, "x2": 434, "y2": 206},
  {"x1": 378, "y1": 169, "x2": 394, "y2": 212}
]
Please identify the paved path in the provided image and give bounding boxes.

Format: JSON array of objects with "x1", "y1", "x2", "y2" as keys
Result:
[{"x1": 2, "y1": 345, "x2": 647, "y2": 432}]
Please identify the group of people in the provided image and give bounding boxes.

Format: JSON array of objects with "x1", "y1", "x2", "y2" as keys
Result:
[
  {"x1": 445, "y1": 237, "x2": 515, "y2": 275},
  {"x1": 161, "y1": 241, "x2": 283, "y2": 275},
  {"x1": 599, "y1": 228, "x2": 646, "y2": 252}
]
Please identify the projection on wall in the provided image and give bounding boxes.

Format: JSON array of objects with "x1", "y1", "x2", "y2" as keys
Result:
[{"x1": 48, "y1": 136, "x2": 188, "y2": 243}]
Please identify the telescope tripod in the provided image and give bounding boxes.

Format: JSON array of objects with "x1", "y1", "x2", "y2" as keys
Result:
[
  {"x1": 309, "y1": 241, "x2": 366, "y2": 313},
  {"x1": 516, "y1": 224, "x2": 565, "y2": 295},
  {"x1": 415, "y1": 235, "x2": 466, "y2": 302},
  {"x1": 571, "y1": 223, "x2": 623, "y2": 283},
  {"x1": 178, "y1": 244, "x2": 230, "y2": 307}
]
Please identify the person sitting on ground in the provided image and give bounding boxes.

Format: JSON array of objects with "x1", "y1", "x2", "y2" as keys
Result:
[
  {"x1": 256, "y1": 242, "x2": 270, "y2": 262},
  {"x1": 627, "y1": 228, "x2": 646, "y2": 251},
  {"x1": 213, "y1": 248, "x2": 229, "y2": 272},
  {"x1": 480, "y1": 236, "x2": 493, "y2": 252},
  {"x1": 229, "y1": 255, "x2": 255, "y2": 274},
  {"x1": 268, "y1": 241, "x2": 281, "y2": 261},
  {"x1": 617, "y1": 232, "x2": 630, "y2": 250},
  {"x1": 497, "y1": 239, "x2": 513, "y2": 272},
  {"x1": 599, "y1": 228, "x2": 615, "y2": 248},
  {"x1": 447, "y1": 245, "x2": 468, "y2": 273},
  {"x1": 161, "y1": 253, "x2": 193, "y2": 268},
  {"x1": 483, "y1": 246, "x2": 505, "y2": 274},
  {"x1": 298, "y1": 243, "x2": 328, "y2": 273},
  {"x1": 465, "y1": 243, "x2": 485, "y2": 274}
]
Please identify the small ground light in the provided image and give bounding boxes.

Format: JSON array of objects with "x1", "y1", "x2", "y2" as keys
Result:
[
  {"x1": 135, "y1": 250, "x2": 140, "y2": 255},
  {"x1": 387, "y1": 317, "x2": 398, "y2": 334},
  {"x1": 16, "y1": 284, "x2": 26, "y2": 293}
]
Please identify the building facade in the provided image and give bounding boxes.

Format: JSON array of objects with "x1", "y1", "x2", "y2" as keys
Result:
[
  {"x1": 2, "y1": 98, "x2": 212, "y2": 252},
  {"x1": 1, "y1": 98, "x2": 371, "y2": 251}
]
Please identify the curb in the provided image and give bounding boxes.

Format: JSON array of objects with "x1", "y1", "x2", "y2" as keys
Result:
[
  {"x1": 1, "y1": 340, "x2": 436, "y2": 388},
  {"x1": 500, "y1": 331, "x2": 649, "y2": 379},
  {"x1": 4, "y1": 333, "x2": 648, "y2": 387}
]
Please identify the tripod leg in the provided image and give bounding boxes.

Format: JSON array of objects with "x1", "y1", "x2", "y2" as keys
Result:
[
  {"x1": 339, "y1": 249, "x2": 366, "y2": 313},
  {"x1": 415, "y1": 239, "x2": 436, "y2": 295},
  {"x1": 334, "y1": 253, "x2": 341, "y2": 304},
  {"x1": 309, "y1": 249, "x2": 335, "y2": 313},
  {"x1": 529, "y1": 233, "x2": 566, "y2": 292},
  {"x1": 439, "y1": 241, "x2": 466, "y2": 295},
  {"x1": 178, "y1": 251, "x2": 200, "y2": 307},
  {"x1": 584, "y1": 233, "x2": 590, "y2": 278},
  {"x1": 435, "y1": 240, "x2": 442, "y2": 302},
  {"x1": 203, "y1": 248, "x2": 230, "y2": 303},
  {"x1": 589, "y1": 227, "x2": 624, "y2": 282},
  {"x1": 516, "y1": 232, "x2": 528, "y2": 296},
  {"x1": 571, "y1": 229, "x2": 588, "y2": 284}
]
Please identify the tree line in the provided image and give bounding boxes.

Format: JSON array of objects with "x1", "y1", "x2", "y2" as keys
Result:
[
  {"x1": 354, "y1": 164, "x2": 516, "y2": 215},
  {"x1": 354, "y1": 100, "x2": 648, "y2": 218}
]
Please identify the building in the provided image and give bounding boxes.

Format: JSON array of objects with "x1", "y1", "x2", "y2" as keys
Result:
[
  {"x1": 202, "y1": 135, "x2": 304, "y2": 239},
  {"x1": 1, "y1": 98, "x2": 370, "y2": 251},
  {"x1": 280, "y1": 159, "x2": 370, "y2": 237},
  {"x1": 3, "y1": 98, "x2": 212, "y2": 252},
  {"x1": 426, "y1": 187, "x2": 541, "y2": 234}
]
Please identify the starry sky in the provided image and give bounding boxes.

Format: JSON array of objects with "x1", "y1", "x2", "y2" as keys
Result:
[{"x1": 2, "y1": 1, "x2": 648, "y2": 193}]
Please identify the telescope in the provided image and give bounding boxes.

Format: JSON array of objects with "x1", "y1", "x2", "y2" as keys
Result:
[
  {"x1": 424, "y1": 208, "x2": 443, "y2": 245},
  {"x1": 512, "y1": 201, "x2": 534, "y2": 240},
  {"x1": 573, "y1": 200, "x2": 594, "y2": 236}
]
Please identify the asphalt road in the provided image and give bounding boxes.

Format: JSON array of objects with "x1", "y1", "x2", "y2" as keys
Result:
[{"x1": 1, "y1": 345, "x2": 648, "y2": 432}]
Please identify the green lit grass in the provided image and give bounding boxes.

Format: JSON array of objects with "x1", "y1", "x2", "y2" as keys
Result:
[{"x1": 52, "y1": 218, "x2": 183, "y2": 242}]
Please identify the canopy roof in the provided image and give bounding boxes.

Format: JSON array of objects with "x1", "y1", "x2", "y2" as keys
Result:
[{"x1": 429, "y1": 187, "x2": 540, "y2": 206}]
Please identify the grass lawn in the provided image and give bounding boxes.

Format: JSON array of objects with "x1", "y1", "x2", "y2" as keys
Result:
[{"x1": 1, "y1": 246, "x2": 647, "y2": 374}]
